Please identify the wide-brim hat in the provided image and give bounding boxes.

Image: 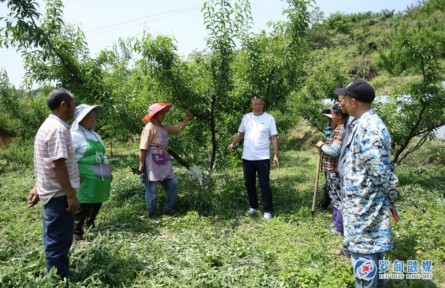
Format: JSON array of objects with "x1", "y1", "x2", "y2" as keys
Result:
[
  {"x1": 322, "y1": 108, "x2": 332, "y2": 119},
  {"x1": 71, "y1": 104, "x2": 102, "y2": 132},
  {"x1": 74, "y1": 104, "x2": 102, "y2": 123},
  {"x1": 142, "y1": 102, "x2": 172, "y2": 123}
]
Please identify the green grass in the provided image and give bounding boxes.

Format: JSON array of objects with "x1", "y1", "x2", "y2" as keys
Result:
[{"x1": 0, "y1": 141, "x2": 444, "y2": 287}]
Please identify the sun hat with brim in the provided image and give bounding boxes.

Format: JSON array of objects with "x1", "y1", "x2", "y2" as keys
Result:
[
  {"x1": 142, "y1": 102, "x2": 172, "y2": 123},
  {"x1": 71, "y1": 104, "x2": 102, "y2": 131},
  {"x1": 323, "y1": 113, "x2": 332, "y2": 119},
  {"x1": 322, "y1": 108, "x2": 332, "y2": 119}
]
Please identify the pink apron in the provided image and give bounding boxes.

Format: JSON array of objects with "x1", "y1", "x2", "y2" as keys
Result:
[{"x1": 145, "y1": 125, "x2": 174, "y2": 181}]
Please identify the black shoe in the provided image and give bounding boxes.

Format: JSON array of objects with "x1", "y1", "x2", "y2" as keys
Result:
[
  {"x1": 73, "y1": 234, "x2": 84, "y2": 241},
  {"x1": 163, "y1": 209, "x2": 178, "y2": 216},
  {"x1": 149, "y1": 212, "x2": 162, "y2": 218}
]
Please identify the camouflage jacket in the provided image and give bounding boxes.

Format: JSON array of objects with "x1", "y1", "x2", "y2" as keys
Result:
[{"x1": 343, "y1": 109, "x2": 398, "y2": 254}]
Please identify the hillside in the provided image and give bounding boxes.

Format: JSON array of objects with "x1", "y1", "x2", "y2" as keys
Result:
[{"x1": 308, "y1": 0, "x2": 445, "y2": 91}]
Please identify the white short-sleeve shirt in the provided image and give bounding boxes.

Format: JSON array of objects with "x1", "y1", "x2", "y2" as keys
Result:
[
  {"x1": 238, "y1": 112, "x2": 278, "y2": 160},
  {"x1": 34, "y1": 114, "x2": 80, "y2": 204}
]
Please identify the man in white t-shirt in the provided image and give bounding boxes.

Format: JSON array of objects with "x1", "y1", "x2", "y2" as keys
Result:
[
  {"x1": 27, "y1": 88, "x2": 80, "y2": 279},
  {"x1": 228, "y1": 96, "x2": 279, "y2": 220}
]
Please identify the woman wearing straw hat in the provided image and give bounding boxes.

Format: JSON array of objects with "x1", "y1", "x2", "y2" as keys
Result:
[
  {"x1": 137, "y1": 103, "x2": 192, "y2": 217},
  {"x1": 71, "y1": 104, "x2": 112, "y2": 240}
]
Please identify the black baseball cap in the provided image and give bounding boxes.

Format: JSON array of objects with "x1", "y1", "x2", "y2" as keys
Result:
[{"x1": 334, "y1": 80, "x2": 375, "y2": 103}]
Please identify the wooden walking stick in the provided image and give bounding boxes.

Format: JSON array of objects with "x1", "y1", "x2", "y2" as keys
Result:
[{"x1": 311, "y1": 151, "x2": 322, "y2": 221}]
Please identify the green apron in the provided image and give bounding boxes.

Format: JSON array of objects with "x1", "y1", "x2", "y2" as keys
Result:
[{"x1": 77, "y1": 139, "x2": 111, "y2": 203}]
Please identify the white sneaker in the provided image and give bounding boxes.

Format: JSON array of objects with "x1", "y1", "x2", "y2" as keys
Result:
[
  {"x1": 263, "y1": 212, "x2": 272, "y2": 220},
  {"x1": 245, "y1": 208, "x2": 257, "y2": 216}
]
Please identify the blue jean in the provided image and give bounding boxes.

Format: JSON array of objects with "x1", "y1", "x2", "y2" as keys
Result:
[
  {"x1": 143, "y1": 176, "x2": 178, "y2": 214},
  {"x1": 242, "y1": 159, "x2": 273, "y2": 213},
  {"x1": 43, "y1": 196, "x2": 74, "y2": 278},
  {"x1": 350, "y1": 252, "x2": 384, "y2": 288}
]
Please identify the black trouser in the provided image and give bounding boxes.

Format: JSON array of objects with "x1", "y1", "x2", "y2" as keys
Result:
[
  {"x1": 242, "y1": 159, "x2": 273, "y2": 213},
  {"x1": 73, "y1": 203, "x2": 102, "y2": 237},
  {"x1": 319, "y1": 173, "x2": 331, "y2": 209}
]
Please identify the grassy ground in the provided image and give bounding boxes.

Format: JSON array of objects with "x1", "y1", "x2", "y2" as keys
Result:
[{"x1": 0, "y1": 139, "x2": 444, "y2": 287}]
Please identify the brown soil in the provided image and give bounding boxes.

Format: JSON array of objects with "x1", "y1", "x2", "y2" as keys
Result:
[{"x1": 0, "y1": 132, "x2": 15, "y2": 150}]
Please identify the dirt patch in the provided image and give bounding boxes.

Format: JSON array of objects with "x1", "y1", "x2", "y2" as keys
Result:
[{"x1": 0, "y1": 132, "x2": 15, "y2": 150}]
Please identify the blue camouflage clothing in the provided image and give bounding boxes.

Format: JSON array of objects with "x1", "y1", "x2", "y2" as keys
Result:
[{"x1": 343, "y1": 109, "x2": 398, "y2": 254}]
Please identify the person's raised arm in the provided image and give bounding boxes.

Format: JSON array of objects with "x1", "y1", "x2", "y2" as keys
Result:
[{"x1": 168, "y1": 108, "x2": 192, "y2": 134}]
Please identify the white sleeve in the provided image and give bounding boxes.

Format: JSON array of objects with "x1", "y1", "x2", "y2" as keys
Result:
[
  {"x1": 269, "y1": 116, "x2": 278, "y2": 136},
  {"x1": 71, "y1": 131, "x2": 87, "y2": 161},
  {"x1": 238, "y1": 115, "x2": 247, "y2": 133}
]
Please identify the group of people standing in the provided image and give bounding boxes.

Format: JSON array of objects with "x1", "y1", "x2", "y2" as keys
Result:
[
  {"x1": 27, "y1": 90, "x2": 113, "y2": 278},
  {"x1": 27, "y1": 81, "x2": 397, "y2": 288},
  {"x1": 316, "y1": 80, "x2": 398, "y2": 288},
  {"x1": 27, "y1": 88, "x2": 193, "y2": 280}
]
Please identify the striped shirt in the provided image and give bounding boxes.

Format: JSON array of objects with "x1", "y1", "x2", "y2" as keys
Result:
[{"x1": 34, "y1": 114, "x2": 79, "y2": 204}]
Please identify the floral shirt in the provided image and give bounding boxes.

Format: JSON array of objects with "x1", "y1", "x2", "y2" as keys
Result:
[{"x1": 343, "y1": 109, "x2": 398, "y2": 254}]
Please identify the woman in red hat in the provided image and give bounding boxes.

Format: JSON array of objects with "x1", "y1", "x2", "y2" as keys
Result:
[{"x1": 137, "y1": 103, "x2": 192, "y2": 217}]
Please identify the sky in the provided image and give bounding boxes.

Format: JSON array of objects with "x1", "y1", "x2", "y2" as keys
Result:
[{"x1": 0, "y1": 0, "x2": 418, "y2": 86}]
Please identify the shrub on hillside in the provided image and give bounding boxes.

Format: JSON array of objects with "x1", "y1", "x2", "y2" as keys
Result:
[{"x1": 0, "y1": 139, "x2": 34, "y2": 170}]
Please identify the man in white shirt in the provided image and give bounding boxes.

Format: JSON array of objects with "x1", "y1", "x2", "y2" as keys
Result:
[
  {"x1": 228, "y1": 96, "x2": 279, "y2": 220},
  {"x1": 28, "y1": 88, "x2": 80, "y2": 279}
]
